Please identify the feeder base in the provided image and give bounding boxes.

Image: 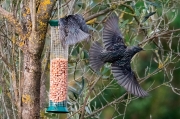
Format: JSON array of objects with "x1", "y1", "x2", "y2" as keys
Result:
[
  {"x1": 46, "y1": 100, "x2": 69, "y2": 113},
  {"x1": 46, "y1": 106, "x2": 69, "y2": 113}
]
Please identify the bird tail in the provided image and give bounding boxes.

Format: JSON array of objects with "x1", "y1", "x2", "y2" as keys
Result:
[
  {"x1": 65, "y1": 29, "x2": 89, "y2": 45},
  {"x1": 89, "y1": 41, "x2": 104, "y2": 72}
]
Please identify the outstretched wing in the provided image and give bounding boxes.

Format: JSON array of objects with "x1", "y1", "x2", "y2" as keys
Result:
[
  {"x1": 111, "y1": 60, "x2": 148, "y2": 97},
  {"x1": 103, "y1": 13, "x2": 125, "y2": 51}
]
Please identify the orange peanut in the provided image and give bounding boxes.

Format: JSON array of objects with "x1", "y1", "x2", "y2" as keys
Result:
[{"x1": 49, "y1": 58, "x2": 68, "y2": 102}]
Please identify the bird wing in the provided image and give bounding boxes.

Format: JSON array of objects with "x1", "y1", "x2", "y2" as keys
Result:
[
  {"x1": 103, "y1": 13, "x2": 125, "y2": 51},
  {"x1": 89, "y1": 41, "x2": 105, "y2": 72},
  {"x1": 74, "y1": 14, "x2": 89, "y2": 33},
  {"x1": 59, "y1": 18, "x2": 67, "y2": 42},
  {"x1": 111, "y1": 60, "x2": 148, "y2": 97},
  {"x1": 64, "y1": 15, "x2": 89, "y2": 45},
  {"x1": 65, "y1": 28, "x2": 89, "y2": 45}
]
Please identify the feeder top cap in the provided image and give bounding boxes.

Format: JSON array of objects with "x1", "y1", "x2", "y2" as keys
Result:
[{"x1": 49, "y1": 20, "x2": 59, "y2": 26}]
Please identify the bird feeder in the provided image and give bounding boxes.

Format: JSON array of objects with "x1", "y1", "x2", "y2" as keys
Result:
[{"x1": 46, "y1": 20, "x2": 69, "y2": 113}]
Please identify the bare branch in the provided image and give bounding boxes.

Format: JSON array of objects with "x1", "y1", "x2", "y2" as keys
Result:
[
  {"x1": 80, "y1": 76, "x2": 101, "y2": 119},
  {"x1": 85, "y1": 8, "x2": 114, "y2": 22},
  {"x1": 0, "y1": 52, "x2": 13, "y2": 71},
  {"x1": 31, "y1": 0, "x2": 36, "y2": 32},
  {"x1": 139, "y1": 29, "x2": 180, "y2": 46},
  {"x1": 0, "y1": 7, "x2": 23, "y2": 35},
  {"x1": 85, "y1": 93, "x2": 127, "y2": 118},
  {"x1": 68, "y1": 0, "x2": 76, "y2": 15}
]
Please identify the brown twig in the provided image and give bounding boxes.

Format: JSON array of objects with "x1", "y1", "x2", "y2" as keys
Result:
[
  {"x1": 61, "y1": 0, "x2": 72, "y2": 8},
  {"x1": 85, "y1": 8, "x2": 114, "y2": 22},
  {"x1": 83, "y1": 2, "x2": 101, "y2": 16},
  {"x1": 121, "y1": 3, "x2": 140, "y2": 25},
  {"x1": 67, "y1": 76, "x2": 101, "y2": 119},
  {"x1": 68, "y1": 0, "x2": 76, "y2": 15},
  {"x1": 31, "y1": 0, "x2": 36, "y2": 32},
  {"x1": 120, "y1": 3, "x2": 147, "y2": 35},
  {"x1": 0, "y1": 52, "x2": 13, "y2": 71},
  {"x1": 138, "y1": 29, "x2": 180, "y2": 46},
  {"x1": 85, "y1": 93, "x2": 127, "y2": 118},
  {"x1": 79, "y1": 76, "x2": 101, "y2": 119},
  {"x1": 0, "y1": 7, "x2": 23, "y2": 35}
]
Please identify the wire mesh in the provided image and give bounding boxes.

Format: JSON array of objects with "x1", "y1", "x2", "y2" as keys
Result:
[{"x1": 50, "y1": 26, "x2": 68, "y2": 59}]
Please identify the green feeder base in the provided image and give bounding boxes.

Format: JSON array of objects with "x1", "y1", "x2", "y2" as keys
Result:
[
  {"x1": 46, "y1": 106, "x2": 69, "y2": 113},
  {"x1": 46, "y1": 100, "x2": 69, "y2": 113}
]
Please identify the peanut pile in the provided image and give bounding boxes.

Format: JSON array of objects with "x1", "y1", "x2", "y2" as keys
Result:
[{"x1": 49, "y1": 58, "x2": 68, "y2": 102}]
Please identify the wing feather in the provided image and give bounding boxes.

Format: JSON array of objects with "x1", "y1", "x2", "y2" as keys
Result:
[
  {"x1": 65, "y1": 29, "x2": 89, "y2": 45},
  {"x1": 59, "y1": 14, "x2": 89, "y2": 46},
  {"x1": 111, "y1": 62, "x2": 148, "y2": 97},
  {"x1": 103, "y1": 13, "x2": 125, "y2": 50},
  {"x1": 89, "y1": 41, "x2": 105, "y2": 72},
  {"x1": 59, "y1": 18, "x2": 67, "y2": 41}
]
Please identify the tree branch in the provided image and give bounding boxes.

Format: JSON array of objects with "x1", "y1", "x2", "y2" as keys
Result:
[
  {"x1": 31, "y1": 0, "x2": 36, "y2": 32},
  {"x1": 79, "y1": 76, "x2": 101, "y2": 119},
  {"x1": 85, "y1": 7, "x2": 114, "y2": 22},
  {"x1": 67, "y1": 76, "x2": 101, "y2": 119},
  {"x1": 121, "y1": 3, "x2": 140, "y2": 25},
  {"x1": 138, "y1": 29, "x2": 180, "y2": 46},
  {"x1": 37, "y1": 0, "x2": 57, "y2": 19},
  {"x1": 0, "y1": 52, "x2": 13, "y2": 71},
  {"x1": 68, "y1": 0, "x2": 76, "y2": 15},
  {"x1": 0, "y1": 7, "x2": 23, "y2": 35},
  {"x1": 85, "y1": 93, "x2": 127, "y2": 118}
]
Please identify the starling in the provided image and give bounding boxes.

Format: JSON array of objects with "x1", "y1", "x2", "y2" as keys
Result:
[
  {"x1": 59, "y1": 14, "x2": 89, "y2": 47},
  {"x1": 89, "y1": 13, "x2": 148, "y2": 97}
]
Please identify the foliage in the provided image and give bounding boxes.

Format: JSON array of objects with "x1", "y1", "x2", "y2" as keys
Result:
[{"x1": 0, "y1": 0, "x2": 180, "y2": 119}]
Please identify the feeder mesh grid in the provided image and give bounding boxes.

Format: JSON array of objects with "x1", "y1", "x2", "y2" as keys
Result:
[{"x1": 50, "y1": 26, "x2": 68, "y2": 59}]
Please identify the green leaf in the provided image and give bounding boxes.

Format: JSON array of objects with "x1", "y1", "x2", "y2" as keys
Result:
[
  {"x1": 101, "y1": 67, "x2": 110, "y2": 75},
  {"x1": 135, "y1": 8, "x2": 140, "y2": 16},
  {"x1": 68, "y1": 86, "x2": 79, "y2": 95},
  {"x1": 142, "y1": 12, "x2": 156, "y2": 22},
  {"x1": 83, "y1": 50, "x2": 89, "y2": 59},
  {"x1": 145, "y1": 0, "x2": 161, "y2": 7},
  {"x1": 120, "y1": 19, "x2": 129, "y2": 28},
  {"x1": 77, "y1": 2, "x2": 86, "y2": 9},
  {"x1": 80, "y1": 50, "x2": 84, "y2": 59},
  {"x1": 85, "y1": 106, "x2": 91, "y2": 114}
]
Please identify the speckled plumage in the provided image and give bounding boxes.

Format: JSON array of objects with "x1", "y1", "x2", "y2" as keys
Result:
[
  {"x1": 89, "y1": 13, "x2": 148, "y2": 97},
  {"x1": 59, "y1": 14, "x2": 89, "y2": 47}
]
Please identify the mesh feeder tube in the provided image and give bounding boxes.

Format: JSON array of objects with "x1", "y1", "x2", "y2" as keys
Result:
[{"x1": 46, "y1": 20, "x2": 69, "y2": 113}]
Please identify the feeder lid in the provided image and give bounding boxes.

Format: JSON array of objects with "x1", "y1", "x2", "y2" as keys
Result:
[{"x1": 49, "y1": 20, "x2": 59, "y2": 26}]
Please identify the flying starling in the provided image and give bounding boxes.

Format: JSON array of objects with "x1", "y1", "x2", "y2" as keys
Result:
[
  {"x1": 59, "y1": 14, "x2": 89, "y2": 47},
  {"x1": 89, "y1": 13, "x2": 148, "y2": 97}
]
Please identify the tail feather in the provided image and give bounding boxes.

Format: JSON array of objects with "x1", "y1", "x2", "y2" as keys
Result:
[{"x1": 89, "y1": 41, "x2": 104, "y2": 72}]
